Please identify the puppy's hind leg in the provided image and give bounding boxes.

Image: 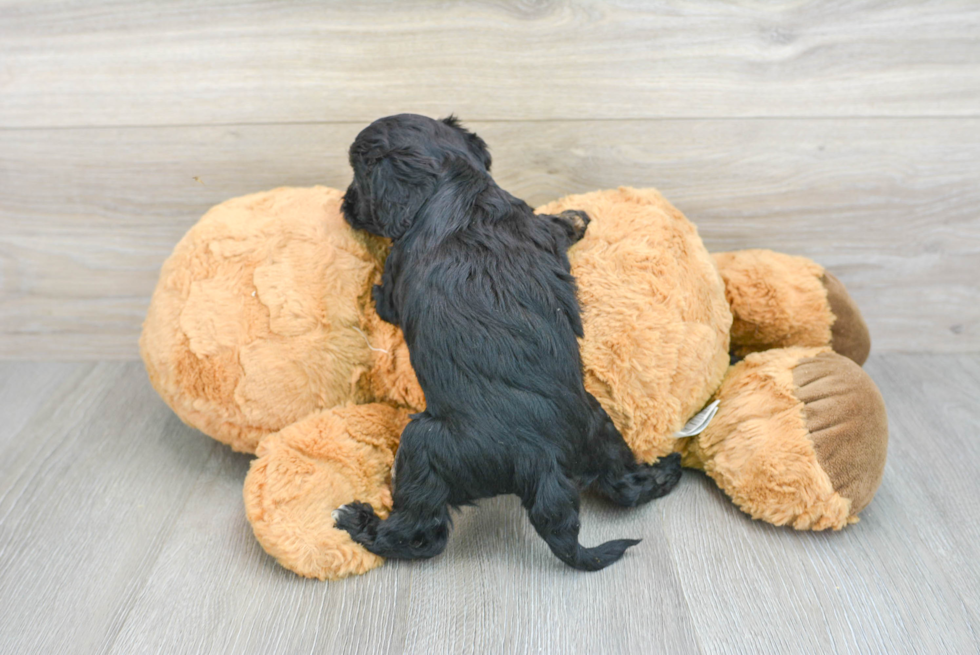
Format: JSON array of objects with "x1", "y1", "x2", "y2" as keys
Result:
[
  {"x1": 588, "y1": 398, "x2": 682, "y2": 507},
  {"x1": 334, "y1": 415, "x2": 452, "y2": 560},
  {"x1": 593, "y1": 449, "x2": 683, "y2": 508},
  {"x1": 522, "y1": 469, "x2": 640, "y2": 571}
]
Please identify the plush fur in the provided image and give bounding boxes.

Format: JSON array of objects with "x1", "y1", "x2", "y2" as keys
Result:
[
  {"x1": 333, "y1": 114, "x2": 681, "y2": 570},
  {"x1": 680, "y1": 346, "x2": 886, "y2": 530}
]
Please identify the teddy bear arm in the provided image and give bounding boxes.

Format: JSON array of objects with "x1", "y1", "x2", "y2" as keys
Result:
[
  {"x1": 243, "y1": 403, "x2": 409, "y2": 580},
  {"x1": 713, "y1": 249, "x2": 870, "y2": 365}
]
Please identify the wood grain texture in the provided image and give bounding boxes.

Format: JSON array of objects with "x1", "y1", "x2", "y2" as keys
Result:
[
  {"x1": 107, "y1": 466, "x2": 701, "y2": 655},
  {"x1": 2, "y1": 0, "x2": 979, "y2": 127},
  {"x1": 0, "y1": 361, "x2": 81, "y2": 446},
  {"x1": 0, "y1": 362, "x2": 219, "y2": 655},
  {"x1": 1, "y1": 355, "x2": 979, "y2": 654},
  {"x1": 1, "y1": 119, "x2": 977, "y2": 357},
  {"x1": 658, "y1": 353, "x2": 980, "y2": 655}
]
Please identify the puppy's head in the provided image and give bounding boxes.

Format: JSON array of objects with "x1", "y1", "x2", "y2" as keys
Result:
[{"x1": 342, "y1": 114, "x2": 492, "y2": 239}]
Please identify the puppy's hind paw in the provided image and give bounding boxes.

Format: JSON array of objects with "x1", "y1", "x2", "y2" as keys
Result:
[
  {"x1": 333, "y1": 501, "x2": 381, "y2": 545},
  {"x1": 648, "y1": 452, "x2": 683, "y2": 497}
]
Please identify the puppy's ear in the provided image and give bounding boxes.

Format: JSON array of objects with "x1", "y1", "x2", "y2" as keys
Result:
[
  {"x1": 465, "y1": 131, "x2": 492, "y2": 171},
  {"x1": 370, "y1": 149, "x2": 439, "y2": 239},
  {"x1": 441, "y1": 115, "x2": 492, "y2": 171}
]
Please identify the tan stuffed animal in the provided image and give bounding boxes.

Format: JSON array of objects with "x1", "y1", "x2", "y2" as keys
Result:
[{"x1": 141, "y1": 186, "x2": 887, "y2": 580}]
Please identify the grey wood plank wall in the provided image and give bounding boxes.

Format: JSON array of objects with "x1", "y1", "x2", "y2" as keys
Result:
[{"x1": 1, "y1": 1, "x2": 978, "y2": 358}]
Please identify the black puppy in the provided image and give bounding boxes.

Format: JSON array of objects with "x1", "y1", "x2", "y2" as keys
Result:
[{"x1": 334, "y1": 114, "x2": 681, "y2": 570}]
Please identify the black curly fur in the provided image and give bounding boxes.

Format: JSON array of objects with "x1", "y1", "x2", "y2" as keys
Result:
[{"x1": 335, "y1": 114, "x2": 681, "y2": 571}]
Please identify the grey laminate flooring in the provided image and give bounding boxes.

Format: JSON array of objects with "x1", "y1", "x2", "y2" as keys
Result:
[{"x1": 1, "y1": 354, "x2": 978, "y2": 654}]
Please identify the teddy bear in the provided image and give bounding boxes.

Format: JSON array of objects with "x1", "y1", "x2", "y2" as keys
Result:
[{"x1": 140, "y1": 185, "x2": 888, "y2": 580}]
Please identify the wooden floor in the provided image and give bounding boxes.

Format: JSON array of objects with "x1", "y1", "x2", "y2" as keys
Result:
[{"x1": 0, "y1": 353, "x2": 978, "y2": 655}]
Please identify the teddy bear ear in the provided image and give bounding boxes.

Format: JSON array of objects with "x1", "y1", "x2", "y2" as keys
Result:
[{"x1": 684, "y1": 346, "x2": 887, "y2": 530}]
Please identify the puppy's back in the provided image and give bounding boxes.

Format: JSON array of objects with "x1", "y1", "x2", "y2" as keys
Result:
[{"x1": 398, "y1": 200, "x2": 587, "y2": 426}]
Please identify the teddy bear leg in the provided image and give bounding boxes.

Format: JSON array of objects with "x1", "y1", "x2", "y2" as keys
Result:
[
  {"x1": 243, "y1": 403, "x2": 409, "y2": 579},
  {"x1": 713, "y1": 249, "x2": 871, "y2": 364},
  {"x1": 682, "y1": 346, "x2": 887, "y2": 530}
]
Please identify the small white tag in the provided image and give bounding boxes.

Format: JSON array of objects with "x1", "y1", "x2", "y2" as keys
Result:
[{"x1": 673, "y1": 400, "x2": 720, "y2": 438}]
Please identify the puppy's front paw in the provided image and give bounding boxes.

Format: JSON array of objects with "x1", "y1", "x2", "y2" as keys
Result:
[
  {"x1": 558, "y1": 210, "x2": 591, "y2": 242},
  {"x1": 333, "y1": 501, "x2": 381, "y2": 545}
]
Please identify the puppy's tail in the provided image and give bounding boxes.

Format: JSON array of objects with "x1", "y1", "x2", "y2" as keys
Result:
[
  {"x1": 525, "y1": 474, "x2": 641, "y2": 572},
  {"x1": 559, "y1": 538, "x2": 642, "y2": 572}
]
